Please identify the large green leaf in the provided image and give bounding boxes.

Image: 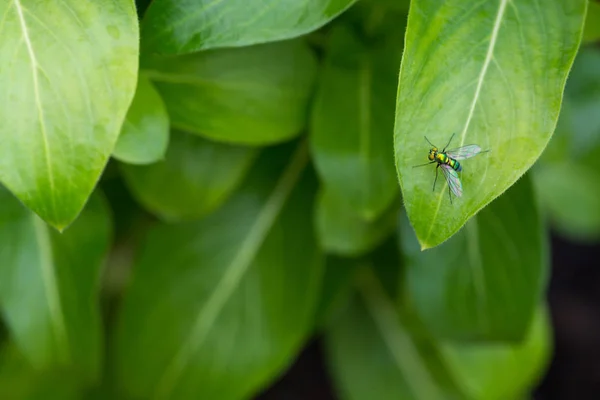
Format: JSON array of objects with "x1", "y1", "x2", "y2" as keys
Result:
[
  {"x1": 120, "y1": 130, "x2": 258, "y2": 221},
  {"x1": 115, "y1": 143, "x2": 324, "y2": 399},
  {"x1": 0, "y1": 188, "x2": 111, "y2": 382},
  {"x1": 113, "y1": 75, "x2": 169, "y2": 165},
  {"x1": 400, "y1": 175, "x2": 548, "y2": 341},
  {"x1": 325, "y1": 270, "x2": 462, "y2": 400},
  {"x1": 442, "y1": 308, "x2": 551, "y2": 400},
  {"x1": 316, "y1": 188, "x2": 398, "y2": 257},
  {"x1": 141, "y1": 0, "x2": 357, "y2": 54},
  {"x1": 395, "y1": 0, "x2": 586, "y2": 249},
  {"x1": 311, "y1": 26, "x2": 399, "y2": 219},
  {"x1": 0, "y1": 0, "x2": 138, "y2": 229},
  {"x1": 143, "y1": 40, "x2": 318, "y2": 145}
]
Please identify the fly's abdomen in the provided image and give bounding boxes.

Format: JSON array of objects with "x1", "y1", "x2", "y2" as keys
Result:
[{"x1": 447, "y1": 157, "x2": 462, "y2": 172}]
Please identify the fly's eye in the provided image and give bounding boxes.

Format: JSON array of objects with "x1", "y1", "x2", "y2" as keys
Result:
[{"x1": 428, "y1": 154, "x2": 434, "y2": 161}]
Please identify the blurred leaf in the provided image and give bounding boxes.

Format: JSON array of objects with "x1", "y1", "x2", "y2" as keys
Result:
[
  {"x1": 0, "y1": 1, "x2": 138, "y2": 229},
  {"x1": 143, "y1": 40, "x2": 318, "y2": 145},
  {"x1": 325, "y1": 269, "x2": 462, "y2": 400},
  {"x1": 316, "y1": 189, "x2": 398, "y2": 257},
  {"x1": 400, "y1": 175, "x2": 548, "y2": 341},
  {"x1": 0, "y1": 189, "x2": 111, "y2": 382},
  {"x1": 114, "y1": 76, "x2": 169, "y2": 165},
  {"x1": 442, "y1": 308, "x2": 551, "y2": 400},
  {"x1": 0, "y1": 344, "x2": 81, "y2": 399},
  {"x1": 141, "y1": 0, "x2": 357, "y2": 54},
  {"x1": 395, "y1": 0, "x2": 586, "y2": 249},
  {"x1": 115, "y1": 143, "x2": 324, "y2": 399},
  {"x1": 583, "y1": 1, "x2": 600, "y2": 43},
  {"x1": 311, "y1": 27, "x2": 399, "y2": 219},
  {"x1": 121, "y1": 130, "x2": 258, "y2": 221}
]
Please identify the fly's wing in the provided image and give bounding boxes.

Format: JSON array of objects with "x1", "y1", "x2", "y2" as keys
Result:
[
  {"x1": 441, "y1": 164, "x2": 463, "y2": 197},
  {"x1": 446, "y1": 144, "x2": 482, "y2": 160}
]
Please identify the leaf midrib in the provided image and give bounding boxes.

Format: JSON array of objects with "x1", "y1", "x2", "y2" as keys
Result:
[
  {"x1": 155, "y1": 143, "x2": 309, "y2": 397},
  {"x1": 423, "y1": 0, "x2": 508, "y2": 248}
]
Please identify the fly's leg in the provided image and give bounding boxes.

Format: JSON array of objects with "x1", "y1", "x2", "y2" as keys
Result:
[
  {"x1": 442, "y1": 132, "x2": 455, "y2": 152},
  {"x1": 433, "y1": 164, "x2": 439, "y2": 191}
]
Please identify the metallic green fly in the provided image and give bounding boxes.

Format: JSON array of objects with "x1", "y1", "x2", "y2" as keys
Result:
[{"x1": 413, "y1": 133, "x2": 488, "y2": 203}]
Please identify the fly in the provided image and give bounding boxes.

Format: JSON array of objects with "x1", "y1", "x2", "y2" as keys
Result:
[{"x1": 413, "y1": 133, "x2": 488, "y2": 203}]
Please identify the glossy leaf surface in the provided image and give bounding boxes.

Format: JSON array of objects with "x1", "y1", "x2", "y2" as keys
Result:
[
  {"x1": 395, "y1": 0, "x2": 586, "y2": 249},
  {"x1": 121, "y1": 131, "x2": 258, "y2": 221},
  {"x1": 143, "y1": 40, "x2": 318, "y2": 145},
  {"x1": 400, "y1": 175, "x2": 547, "y2": 341},
  {"x1": 0, "y1": 188, "x2": 111, "y2": 381},
  {"x1": 114, "y1": 75, "x2": 169, "y2": 165},
  {"x1": 116, "y1": 143, "x2": 324, "y2": 399},
  {"x1": 0, "y1": 0, "x2": 138, "y2": 229},
  {"x1": 316, "y1": 189, "x2": 398, "y2": 257},
  {"x1": 311, "y1": 27, "x2": 400, "y2": 219},
  {"x1": 141, "y1": 0, "x2": 357, "y2": 54}
]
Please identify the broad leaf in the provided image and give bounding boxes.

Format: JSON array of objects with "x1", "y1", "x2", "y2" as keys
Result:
[
  {"x1": 0, "y1": 0, "x2": 138, "y2": 229},
  {"x1": 143, "y1": 40, "x2": 318, "y2": 145},
  {"x1": 316, "y1": 189, "x2": 398, "y2": 257},
  {"x1": 0, "y1": 188, "x2": 111, "y2": 382},
  {"x1": 113, "y1": 75, "x2": 169, "y2": 165},
  {"x1": 121, "y1": 130, "x2": 258, "y2": 221},
  {"x1": 325, "y1": 270, "x2": 462, "y2": 400},
  {"x1": 395, "y1": 0, "x2": 586, "y2": 249},
  {"x1": 311, "y1": 26, "x2": 399, "y2": 219},
  {"x1": 141, "y1": 0, "x2": 357, "y2": 54},
  {"x1": 442, "y1": 308, "x2": 551, "y2": 400},
  {"x1": 115, "y1": 143, "x2": 324, "y2": 399},
  {"x1": 400, "y1": 175, "x2": 548, "y2": 341}
]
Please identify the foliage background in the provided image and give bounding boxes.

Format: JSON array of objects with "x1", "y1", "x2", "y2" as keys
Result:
[{"x1": 0, "y1": 0, "x2": 598, "y2": 399}]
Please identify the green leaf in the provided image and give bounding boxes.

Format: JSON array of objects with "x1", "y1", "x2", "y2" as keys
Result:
[
  {"x1": 0, "y1": 188, "x2": 111, "y2": 382},
  {"x1": 394, "y1": 0, "x2": 586, "y2": 249},
  {"x1": 311, "y1": 26, "x2": 399, "y2": 219},
  {"x1": 316, "y1": 188, "x2": 399, "y2": 257},
  {"x1": 0, "y1": 1, "x2": 139, "y2": 229},
  {"x1": 120, "y1": 130, "x2": 258, "y2": 221},
  {"x1": 143, "y1": 40, "x2": 318, "y2": 145},
  {"x1": 442, "y1": 308, "x2": 551, "y2": 400},
  {"x1": 115, "y1": 143, "x2": 324, "y2": 399},
  {"x1": 583, "y1": 1, "x2": 600, "y2": 43},
  {"x1": 325, "y1": 269, "x2": 462, "y2": 400},
  {"x1": 141, "y1": 0, "x2": 357, "y2": 54},
  {"x1": 400, "y1": 175, "x2": 548, "y2": 341},
  {"x1": 113, "y1": 75, "x2": 170, "y2": 165}
]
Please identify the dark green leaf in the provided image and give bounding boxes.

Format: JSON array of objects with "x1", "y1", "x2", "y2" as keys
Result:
[
  {"x1": 114, "y1": 75, "x2": 170, "y2": 165},
  {"x1": 400, "y1": 175, "x2": 548, "y2": 341},
  {"x1": 311, "y1": 26, "x2": 399, "y2": 219},
  {"x1": 115, "y1": 143, "x2": 324, "y2": 399},
  {"x1": 583, "y1": 1, "x2": 600, "y2": 43},
  {"x1": 442, "y1": 308, "x2": 551, "y2": 399},
  {"x1": 143, "y1": 40, "x2": 318, "y2": 145},
  {"x1": 121, "y1": 130, "x2": 258, "y2": 221},
  {"x1": 316, "y1": 189, "x2": 399, "y2": 257},
  {"x1": 141, "y1": 0, "x2": 357, "y2": 54},
  {"x1": 0, "y1": 189, "x2": 111, "y2": 382},
  {"x1": 0, "y1": 1, "x2": 138, "y2": 229},
  {"x1": 395, "y1": 0, "x2": 586, "y2": 249}
]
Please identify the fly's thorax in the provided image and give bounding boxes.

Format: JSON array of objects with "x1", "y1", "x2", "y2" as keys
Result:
[{"x1": 436, "y1": 153, "x2": 447, "y2": 163}]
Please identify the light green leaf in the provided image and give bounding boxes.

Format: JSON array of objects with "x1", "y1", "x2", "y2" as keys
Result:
[
  {"x1": 0, "y1": 0, "x2": 138, "y2": 229},
  {"x1": 583, "y1": 1, "x2": 600, "y2": 43},
  {"x1": 316, "y1": 188, "x2": 399, "y2": 257},
  {"x1": 143, "y1": 40, "x2": 318, "y2": 145},
  {"x1": 0, "y1": 188, "x2": 111, "y2": 382},
  {"x1": 120, "y1": 130, "x2": 258, "y2": 221},
  {"x1": 311, "y1": 26, "x2": 399, "y2": 219},
  {"x1": 442, "y1": 308, "x2": 551, "y2": 400},
  {"x1": 114, "y1": 75, "x2": 170, "y2": 165},
  {"x1": 115, "y1": 143, "x2": 324, "y2": 399},
  {"x1": 400, "y1": 175, "x2": 548, "y2": 341},
  {"x1": 141, "y1": 0, "x2": 357, "y2": 54},
  {"x1": 325, "y1": 269, "x2": 462, "y2": 400},
  {"x1": 395, "y1": 0, "x2": 586, "y2": 249}
]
